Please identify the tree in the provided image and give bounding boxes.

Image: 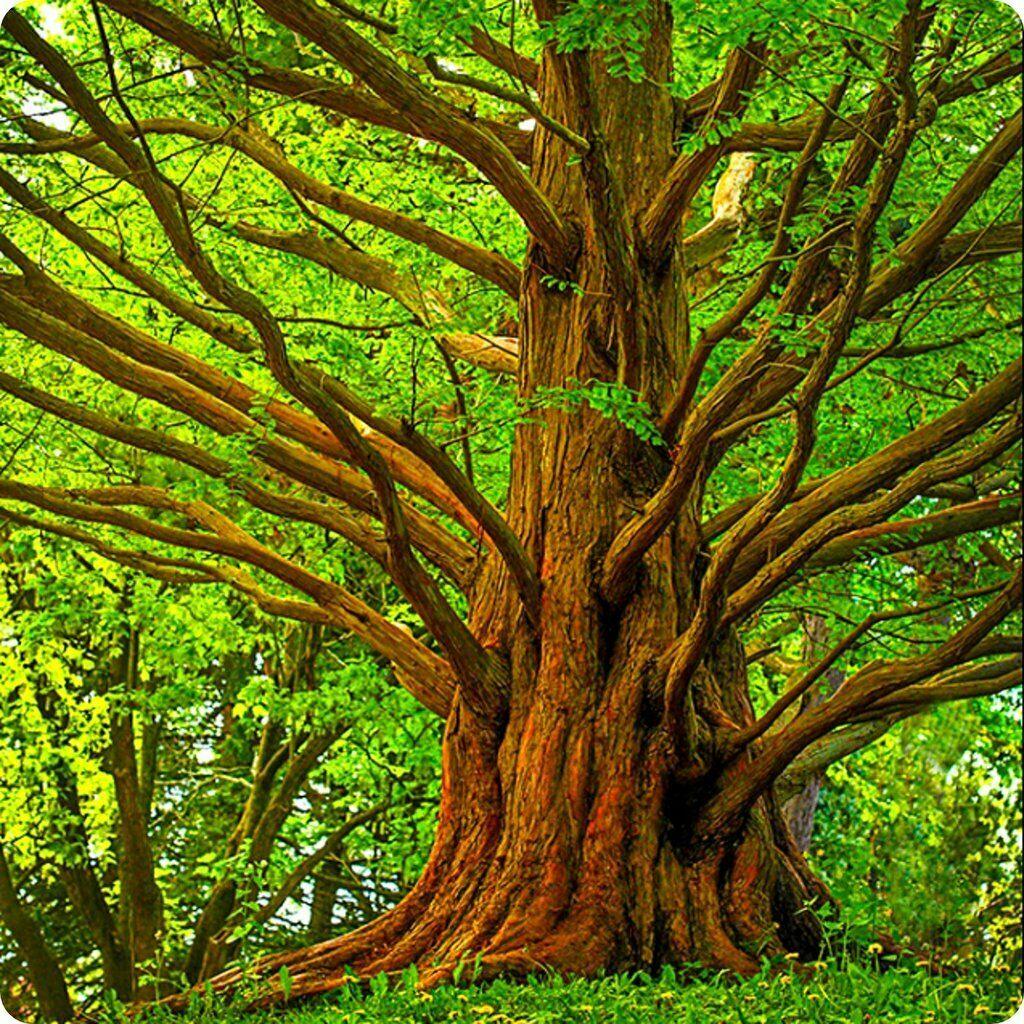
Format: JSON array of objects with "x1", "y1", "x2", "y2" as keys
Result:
[{"x1": 0, "y1": 0, "x2": 1020, "y2": 1008}]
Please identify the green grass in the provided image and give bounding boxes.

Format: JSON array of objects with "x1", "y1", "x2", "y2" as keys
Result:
[{"x1": 142, "y1": 959, "x2": 1022, "y2": 1024}]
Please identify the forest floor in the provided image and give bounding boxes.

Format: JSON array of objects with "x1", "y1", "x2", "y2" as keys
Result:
[{"x1": 143, "y1": 958, "x2": 1022, "y2": 1024}]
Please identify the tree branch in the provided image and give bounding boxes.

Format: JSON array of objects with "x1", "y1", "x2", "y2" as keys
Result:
[
  {"x1": 251, "y1": 0, "x2": 576, "y2": 265},
  {"x1": 728, "y1": 358, "x2": 1022, "y2": 590},
  {"x1": 0, "y1": 275, "x2": 475, "y2": 581},
  {"x1": 699, "y1": 569, "x2": 1022, "y2": 839},
  {"x1": 98, "y1": 0, "x2": 533, "y2": 162},
  {"x1": 0, "y1": 478, "x2": 458, "y2": 716},
  {"x1": 1, "y1": 117, "x2": 522, "y2": 298},
  {"x1": 640, "y1": 44, "x2": 764, "y2": 266}
]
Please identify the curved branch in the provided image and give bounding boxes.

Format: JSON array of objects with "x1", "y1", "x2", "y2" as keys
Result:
[
  {"x1": 4, "y1": 10, "x2": 508, "y2": 710},
  {"x1": 0, "y1": 207, "x2": 480, "y2": 527},
  {"x1": 0, "y1": 162, "x2": 251, "y2": 352},
  {"x1": 640, "y1": 44, "x2": 764, "y2": 266},
  {"x1": 216, "y1": 221, "x2": 519, "y2": 373},
  {"x1": 662, "y1": 83, "x2": 923, "y2": 726},
  {"x1": 802, "y1": 494, "x2": 1021, "y2": 574},
  {"x1": 0, "y1": 118, "x2": 522, "y2": 298},
  {"x1": 774, "y1": 651, "x2": 1022, "y2": 802},
  {"x1": 251, "y1": 0, "x2": 575, "y2": 265},
  {"x1": 699, "y1": 569, "x2": 1022, "y2": 840},
  {"x1": 726, "y1": 46, "x2": 1021, "y2": 153},
  {"x1": 0, "y1": 370, "x2": 407, "y2": 580},
  {"x1": 0, "y1": 279, "x2": 475, "y2": 583},
  {"x1": 723, "y1": 418, "x2": 1021, "y2": 625},
  {"x1": 728, "y1": 358, "x2": 1022, "y2": 589},
  {"x1": 98, "y1": 0, "x2": 533, "y2": 162},
  {"x1": 0, "y1": 478, "x2": 457, "y2": 716}
]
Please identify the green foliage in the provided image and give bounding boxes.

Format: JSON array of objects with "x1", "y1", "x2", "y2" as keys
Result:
[
  {"x1": 528, "y1": 379, "x2": 666, "y2": 446},
  {"x1": 544, "y1": 0, "x2": 651, "y2": 81},
  {"x1": 538, "y1": 274, "x2": 584, "y2": 295},
  {"x1": 810, "y1": 699, "x2": 1022, "y2": 968},
  {"x1": 0, "y1": 537, "x2": 441, "y2": 1008},
  {"x1": 397, "y1": 0, "x2": 487, "y2": 56}
]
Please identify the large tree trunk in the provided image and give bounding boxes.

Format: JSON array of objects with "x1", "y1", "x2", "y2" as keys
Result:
[
  {"x1": 206, "y1": 659, "x2": 827, "y2": 1003},
  {"x1": 192, "y1": 11, "x2": 832, "y2": 1006}
]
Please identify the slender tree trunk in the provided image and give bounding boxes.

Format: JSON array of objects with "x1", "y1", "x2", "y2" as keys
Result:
[
  {"x1": 0, "y1": 846, "x2": 74, "y2": 1022},
  {"x1": 32, "y1": 668, "x2": 134, "y2": 1003},
  {"x1": 197, "y1": 12, "x2": 830, "y2": 1005},
  {"x1": 109, "y1": 627, "x2": 165, "y2": 1001},
  {"x1": 307, "y1": 865, "x2": 341, "y2": 945},
  {"x1": 50, "y1": 760, "x2": 135, "y2": 1002},
  {"x1": 184, "y1": 718, "x2": 285, "y2": 983},
  {"x1": 187, "y1": 629, "x2": 338, "y2": 983},
  {"x1": 781, "y1": 617, "x2": 844, "y2": 853}
]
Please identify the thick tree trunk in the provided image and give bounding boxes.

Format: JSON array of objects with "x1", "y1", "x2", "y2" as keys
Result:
[
  {"x1": 203, "y1": 680, "x2": 827, "y2": 1004},
  {"x1": 187, "y1": 11, "x2": 832, "y2": 1007}
]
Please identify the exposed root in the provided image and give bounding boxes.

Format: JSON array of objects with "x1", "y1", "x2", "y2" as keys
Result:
[{"x1": 155, "y1": 823, "x2": 829, "y2": 1012}]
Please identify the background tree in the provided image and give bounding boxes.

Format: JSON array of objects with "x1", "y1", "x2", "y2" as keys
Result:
[
  {"x1": 0, "y1": 532, "x2": 439, "y2": 1015},
  {"x1": 0, "y1": 0, "x2": 1020, "y2": 1010}
]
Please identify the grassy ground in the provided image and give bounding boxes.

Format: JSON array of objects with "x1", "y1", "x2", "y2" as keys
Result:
[{"x1": 141, "y1": 959, "x2": 1022, "y2": 1024}]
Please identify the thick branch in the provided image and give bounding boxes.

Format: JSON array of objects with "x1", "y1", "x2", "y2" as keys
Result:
[
  {"x1": 0, "y1": 209, "x2": 479, "y2": 526},
  {"x1": 5, "y1": 10, "x2": 509, "y2": 709},
  {"x1": 0, "y1": 844, "x2": 75, "y2": 1021},
  {"x1": 723, "y1": 419, "x2": 1021, "y2": 625},
  {"x1": 699, "y1": 570, "x2": 1022, "y2": 840},
  {"x1": 98, "y1": 0, "x2": 533, "y2": 162},
  {"x1": 1, "y1": 118, "x2": 522, "y2": 298},
  {"x1": 662, "y1": 77, "x2": 923, "y2": 728},
  {"x1": 0, "y1": 279, "x2": 475, "y2": 582},
  {"x1": 640, "y1": 45, "x2": 764, "y2": 266},
  {"x1": 803, "y1": 494, "x2": 1021, "y2": 574},
  {"x1": 728, "y1": 358, "x2": 1023, "y2": 589},
  {"x1": 216, "y1": 220, "x2": 518, "y2": 373}
]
